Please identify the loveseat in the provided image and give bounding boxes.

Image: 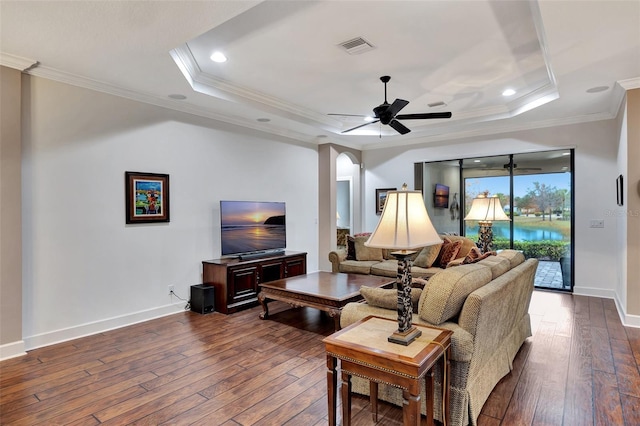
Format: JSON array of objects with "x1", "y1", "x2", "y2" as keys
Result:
[
  {"x1": 340, "y1": 250, "x2": 537, "y2": 426},
  {"x1": 328, "y1": 234, "x2": 476, "y2": 278}
]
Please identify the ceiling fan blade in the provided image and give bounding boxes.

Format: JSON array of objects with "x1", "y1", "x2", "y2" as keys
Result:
[
  {"x1": 389, "y1": 119, "x2": 411, "y2": 135},
  {"x1": 386, "y1": 99, "x2": 409, "y2": 117},
  {"x1": 395, "y1": 112, "x2": 452, "y2": 120},
  {"x1": 328, "y1": 113, "x2": 368, "y2": 117},
  {"x1": 341, "y1": 120, "x2": 379, "y2": 134}
]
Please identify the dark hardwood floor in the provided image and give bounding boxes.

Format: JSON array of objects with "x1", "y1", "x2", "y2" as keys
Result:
[{"x1": 1, "y1": 291, "x2": 639, "y2": 425}]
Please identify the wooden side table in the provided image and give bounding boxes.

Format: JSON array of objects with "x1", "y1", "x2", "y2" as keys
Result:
[{"x1": 323, "y1": 316, "x2": 452, "y2": 426}]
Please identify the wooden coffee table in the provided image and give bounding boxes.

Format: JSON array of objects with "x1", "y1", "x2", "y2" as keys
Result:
[{"x1": 257, "y1": 271, "x2": 394, "y2": 330}]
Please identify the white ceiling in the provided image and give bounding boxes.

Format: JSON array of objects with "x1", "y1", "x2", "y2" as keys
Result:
[{"x1": 1, "y1": 0, "x2": 639, "y2": 150}]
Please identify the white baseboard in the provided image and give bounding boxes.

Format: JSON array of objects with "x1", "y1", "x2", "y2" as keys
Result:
[
  {"x1": 572, "y1": 286, "x2": 617, "y2": 300},
  {"x1": 23, "y1": 303, "x2": 185, "y2": 351},
  {"x1": 614, "y1": 294, "x2": 640, "y2": 328},
  {"x1": 0, "y1": 340, "x2": 27, "y2": 361},
  {"x1": 574, "y1": 286, "x2": 640, "y2": 328}
]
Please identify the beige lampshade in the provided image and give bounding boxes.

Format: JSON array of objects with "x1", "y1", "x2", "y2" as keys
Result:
[
  {"x1": 365, "y1": 188, "x2": 442, "y2": 250},
  {"x1": 464, "y1": 193, "x2": 510, "y2": 222}
]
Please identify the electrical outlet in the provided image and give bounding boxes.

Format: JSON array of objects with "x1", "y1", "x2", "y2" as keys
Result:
[
  {"x1": 590, "y1": 220, "x2": 604, "y2": 228},
  {"x1": 168, "y1": 285, "x2": 175, "y2": 295}
]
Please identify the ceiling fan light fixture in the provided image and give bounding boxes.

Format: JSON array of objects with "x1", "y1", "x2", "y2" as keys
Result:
[
  {"x1": 210, "y1": 51, "x2": 227, "y2": 63},
  {"x1": 364, "y1": 116, "x2": 374, "y2": 122}
]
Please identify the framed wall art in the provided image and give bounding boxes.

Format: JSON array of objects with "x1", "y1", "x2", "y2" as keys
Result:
[
  {"x1": 433, "y1": 183, "x2": 450, "y2": 208},
  {"x1": 125, "y1": 171, "x2": 170, "y2": 224},
  {"x1": 376, "y1": 188, "x2": 396, "y2": 215}
]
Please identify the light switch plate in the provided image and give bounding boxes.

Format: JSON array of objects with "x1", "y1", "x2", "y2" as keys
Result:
[{"x1": 590, "y1": 220, "x2": 604, "y2": 228}]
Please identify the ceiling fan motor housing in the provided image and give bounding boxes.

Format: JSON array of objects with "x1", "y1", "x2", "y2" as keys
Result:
[{"x1": 373, "y1": 104, "x2": 391, "y2": 123}]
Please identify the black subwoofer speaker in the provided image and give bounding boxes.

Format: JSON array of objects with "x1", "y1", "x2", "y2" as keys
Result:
[{"x1": 190, "y1": 284, "x2": 215, "y2": 314}]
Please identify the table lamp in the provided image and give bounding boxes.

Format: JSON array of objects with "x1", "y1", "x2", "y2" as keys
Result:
[
  {"x1": 464, "y1": 191, "x2": 510, "y2": 253},
  {"x1": 365, "y1": 184, "x2": 442, "y2": 345}
]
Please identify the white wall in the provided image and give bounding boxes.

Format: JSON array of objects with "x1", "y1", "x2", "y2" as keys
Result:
[
  {"x1": 422, "y1": 162, "x2": 461, "y2": 234},
  {"x1": 615, "y1": 104, "x2": 628, "y2": 314},
  {"x1": 362, "y1": 120, "x2": 620, "y2": 296},
  {"x1": 21, "y1": 77, "x2": 319, "y2": 349}
]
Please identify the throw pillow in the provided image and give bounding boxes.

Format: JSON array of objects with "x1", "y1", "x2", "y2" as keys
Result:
[
  {"x1": 435, "y1": 239, "x2": 462, "y2": 268},
  {"x1": 413, "y1": 243, "x2": 442, "y2": 268},
  {"x1": 354, "y1": 235, "x2": 384, "y2": 261},
  {"x1": 360, "y1": 286, "x2": 422, "y2": 311},
  {"x1": 418, "y1": 264, "x2": 492, "y2": 325}
]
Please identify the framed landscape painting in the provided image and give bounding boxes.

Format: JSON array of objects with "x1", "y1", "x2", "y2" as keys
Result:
[
  {"x1": 125, "y1": 171, "x2": 170, "y2": 224},
  {"x1": 376, "y1": 188, "x2": 396, "y2": 215}
]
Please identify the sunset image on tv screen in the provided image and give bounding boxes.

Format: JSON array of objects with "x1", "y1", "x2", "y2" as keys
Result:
[{"x1": 220, "y1": 201, "x2": 286, "y2": 255}]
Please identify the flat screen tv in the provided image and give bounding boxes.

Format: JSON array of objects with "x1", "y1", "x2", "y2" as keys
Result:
[
  {"x1": 434, "y1": 183, "x2": 450, "y2": 208},
  {"x1": 220, "y1": 200, "x2": 286, "y2": 257}
]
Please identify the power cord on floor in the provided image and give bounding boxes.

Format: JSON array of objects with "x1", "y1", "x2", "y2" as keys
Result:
[{"x1": 169, "y1": 290, "x2": 191, "y2": 311}]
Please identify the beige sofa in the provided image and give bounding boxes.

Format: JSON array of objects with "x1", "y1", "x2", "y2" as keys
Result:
[
  {"x1": 340, "y1": 250, "x2": 537, "y2": 426},
  {"x1": 328, "y1": 234, "x2": 476, "y2": 278}
]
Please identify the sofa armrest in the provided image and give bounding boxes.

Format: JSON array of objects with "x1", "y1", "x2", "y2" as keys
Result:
[{"x1": 328, "y1": 248, "x2": 348, "y2": 273}]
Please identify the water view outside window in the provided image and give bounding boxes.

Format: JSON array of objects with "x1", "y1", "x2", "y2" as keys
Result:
[{"x1": 463, "y1": 151, "x2": 573, "y2": 290}]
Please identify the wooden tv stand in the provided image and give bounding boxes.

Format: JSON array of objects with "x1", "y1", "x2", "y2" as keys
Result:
[{"x1": 202, "y1": 251, "x2": 307, "y2": 314}]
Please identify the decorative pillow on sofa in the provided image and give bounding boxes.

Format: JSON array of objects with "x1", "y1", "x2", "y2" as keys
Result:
[
  {"x1": 360, "y1": 286, "x2": 422, "y2": 312},
  {"x1": 354, "y1": 235, "x2": 384, "y2": 261},
  {"x1": 418, "y1": 264, "x2": 492, "y2": 325},
  {"x1": 434, "y1": 238, "x2": 462, "y2": 268},
  {"x1": 413, "y1": 243, "x2": 442, "y2": 268}
]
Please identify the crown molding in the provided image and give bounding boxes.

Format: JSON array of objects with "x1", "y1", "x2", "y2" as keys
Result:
[
  {"x1": 16, "y1": 59, "x2": 621, "y2": 153},
  {"x1": 170, "y1": 44, "x2": 339, "y2": 130},
  {"x1": 0, "y1": 52, "x2": 38, "y2": 72},
  {"x1": 618, "y1": 77, "x2": 640, "y2": 90},
  {"x1": 361, "y1": 110, "x2": 616, "y2": 151},
  {"x1": 25, "y1": 64, "x2": 319, "y2": 147}
]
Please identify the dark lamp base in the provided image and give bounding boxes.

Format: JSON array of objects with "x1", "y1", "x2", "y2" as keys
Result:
[{"x1": 388, "y1": 326, "x2": 422, "y2": 346}]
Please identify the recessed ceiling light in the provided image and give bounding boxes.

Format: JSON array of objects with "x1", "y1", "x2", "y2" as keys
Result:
[
  {"x1": 502, "y1": 89, "x2": 516, "y2": 97},
  {"x1": 364, "y1": 116, "x2": 374, "y2": 122},
  {"x1": 428, "y1": 101, "x2": 447, "y2": 108},
  {"x1": 256, "y1": 118, "x2": 270, "y2": 123},
  {"x1": 586, "y1": 85, "x2": 609, "y2": 93},
  {"x1": 210, "y1": 51, "x2": 227, "y2": 63},
  {"x1": 168, "y1": 94, "x2": 187, "y2": 100}
]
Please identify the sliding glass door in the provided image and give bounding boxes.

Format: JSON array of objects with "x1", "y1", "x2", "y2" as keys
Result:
[
  {"x1": 511, "y1": 151, "x2": 573, "y2": 290},
  {"x1": 420, "y1": 149, "x2": 574, "y2": 291}
]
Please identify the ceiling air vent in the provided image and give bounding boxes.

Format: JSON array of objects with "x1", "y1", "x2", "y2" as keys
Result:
[
  {"x1": 428, "y1": 101, "x2": 447, "y2": 108},
  {"x1": 338, "y1": 37, "x2": 375, "y2": 55}
]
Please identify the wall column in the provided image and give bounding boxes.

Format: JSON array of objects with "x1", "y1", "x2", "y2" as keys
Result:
[
  {"x1": 0, "y1": 66, "x2": 25, "y2": 359},
  {"x1": 318, "y1": 144, "x2": 362, "y2": 271},
  {"x1": 626, "y1": 88, "x2": 640, "y2": 317}
]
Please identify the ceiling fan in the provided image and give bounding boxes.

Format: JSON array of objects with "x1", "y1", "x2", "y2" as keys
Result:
[
  {"x1": 329, "y1": 76, "x2": 452, "y2": 135},
  {"x1": 475, "y1": 163, "x2": 543, "y2": 173}
]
